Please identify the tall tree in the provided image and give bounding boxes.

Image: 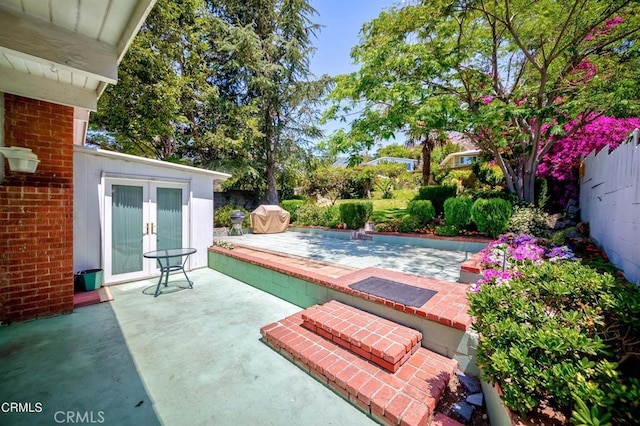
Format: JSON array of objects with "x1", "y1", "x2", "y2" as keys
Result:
[
  {"x1": 91, "y1": 0, "x2": 326, "y2": 202},
  {"x1": 214, "y1": 0, "x2": 325, "y2": 204},
  {"x1": 325, "y1": 0, "x2": 640, "y2": 202}
]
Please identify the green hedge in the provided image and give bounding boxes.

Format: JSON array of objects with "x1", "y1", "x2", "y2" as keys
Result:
[
  {"x1": 406, "y1": 200, "x2": 435, "y2": 226},
  {"x1": 339, "y1": 202, "x2": 373, "y2": 229},
  {"x1": 444, "y1": 197, "x2": 473, "y2": 230},
  {"x1": 471, "y1": 198, "x2": 512, "y2": 237},
  {"x1": 214, "y1": 205, "x2": 251, "y2": 228},
  {"x1": 280, "y1": 200, "x2": 304, "y2": 222},
  {"x1": 414, "y1": 185, "x2": 457, "y2": 216}
]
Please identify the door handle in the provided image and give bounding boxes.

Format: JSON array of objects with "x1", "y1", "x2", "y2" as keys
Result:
[
  {"x1": 144, "y1": 223, "x2": 149, "y2": 235},
  {"x1": 151, "y1": 223, "x2": 156, "y2": 234}
]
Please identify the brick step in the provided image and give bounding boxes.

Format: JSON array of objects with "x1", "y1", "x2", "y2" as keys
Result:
[
  {"x1": 260, "y1": 306, "x2": 458, "y2": 426},
  {"x1": 301, "y1": 300, "x2": 422, "y2": 372}
]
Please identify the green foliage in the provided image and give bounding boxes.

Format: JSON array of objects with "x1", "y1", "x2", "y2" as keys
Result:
[
  {"x1": 472, "y1": 162, "x2": 504, "y2": 188},
  {"x1": 321, "y1": 206, "x2": 342, "y2": 228},
  {"x1": 339, "y1": 202, "x2": 373, "y2": 229},
  {"x1": 470, "y1": 189, "x2": 518, "y2": 205},
  {"x1": 375, "y1": 177, "x2": 395, "y2": 199},
  {"x1": 550, "y1": 227, "x2": 576, "y2": 246},
  {"x1": 471, "y1": 198, "x2": 512, "y2": 237},
  {"x1": 414, "y1": 186, "x2": 457, "y2": 216},
  {"x1": 295, "y1": 204, "x2": 324, "y2": 226},
  {"x1": 406, "y1": 200, "x2": 435, "y2": 226},
  {"x1": 469, "y1": 261, "x2": 640, "y2": 422},
  {"x1": 376, "y1": 144, "x2": 420, "y2": 159},
  {"x1": 280, "y1": 200, "x2": 304, "y2": 222},
  {"x1": 571, "y1": 396, "x2": 612, "y2": 426},
  {"x1": 398, "y1": 215, "x2": 421, "y2": 233},
  {"x1": 435, "y1": 225, "x2": 459, "y2": 237},
  {"x1": 214, "y1": 205, "x2": 250, "y2": 228},
  {"x1": 441, "y1": 169, "x2": 477, "y2": 192},
  {"x1": 507, "y1": 206, "x2": 551, "y2": 238},
  {"x1": 444, "y1": 197, "x2": 473, "y2": 230}
]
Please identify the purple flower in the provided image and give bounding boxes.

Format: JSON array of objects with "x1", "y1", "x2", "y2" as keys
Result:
[{"x1": 546, "y1": 246, "x2": 575, "y2": 262}]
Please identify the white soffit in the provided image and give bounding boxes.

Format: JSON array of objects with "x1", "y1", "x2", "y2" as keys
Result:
[{"x1": 0, "y1": 0, "x2": 156, "y2": 110}]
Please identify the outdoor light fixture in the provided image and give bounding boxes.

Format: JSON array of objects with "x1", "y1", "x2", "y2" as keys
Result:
[{"x1": 0, "y1": 147, "x2": 40, "y2": 173}]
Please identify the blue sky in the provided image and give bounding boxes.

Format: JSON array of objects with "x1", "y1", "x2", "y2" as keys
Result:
[{"x1": 309, "y1": 0, "x2": 397, "y2": 140}]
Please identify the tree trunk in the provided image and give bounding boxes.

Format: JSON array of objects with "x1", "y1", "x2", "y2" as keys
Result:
[
  {"x1": 266, "y1": 155, "x2": 278, "y2": 204},
  {"x1": 421, "y1": 137, "x2": 433, "y2": 186}
]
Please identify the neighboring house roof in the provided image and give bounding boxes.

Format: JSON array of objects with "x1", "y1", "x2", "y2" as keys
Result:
[
  {"x1": 439, "y1": 149, "x2": 482, "y2": 167},
  {"x1": 0, "y1": 0, "x2": 157, "y2": 111},
  {"x1": 75, "y1": 146, "x2": 231, "y2": 181},
  {"x1": 364, "y1": 157, "x2": 418, "y2": 165}
]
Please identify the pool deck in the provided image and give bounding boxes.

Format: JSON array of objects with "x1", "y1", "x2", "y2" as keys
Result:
[{"x1": 0, "y1": 269, "x2": 377, "y2": 426}]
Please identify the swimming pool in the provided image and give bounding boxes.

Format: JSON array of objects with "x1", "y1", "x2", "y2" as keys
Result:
[{"x1": 217, "y1": 228, "x2": 487, "y2": 282}]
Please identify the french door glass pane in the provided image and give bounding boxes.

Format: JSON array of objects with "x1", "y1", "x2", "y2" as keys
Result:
[
  {"x1": 157, "y1": 188, "x2": 182, "y2": 265},
  {"x1": 112, "y1": 185, "x2": 143, "y2": 274}
]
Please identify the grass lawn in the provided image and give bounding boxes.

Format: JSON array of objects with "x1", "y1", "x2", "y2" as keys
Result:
[{"x1": 335, "y1": 189, "x2": 417, "y2": 222}]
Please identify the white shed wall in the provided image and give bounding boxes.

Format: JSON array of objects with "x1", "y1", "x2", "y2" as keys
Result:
[
  {"x1": 74, "y1": 147, "x2": 216, "y2": 275},
  {"x1": 580, "y1": 136, "x2": 640, "y2": 285}
]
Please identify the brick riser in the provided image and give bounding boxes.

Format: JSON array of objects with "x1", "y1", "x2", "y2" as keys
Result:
[
  {"x1": 301, "y1": 300, "x2": 422, "y2": 373},
  {"x1": 261, "y1": 310, "x2": 458, "y2": 426}
]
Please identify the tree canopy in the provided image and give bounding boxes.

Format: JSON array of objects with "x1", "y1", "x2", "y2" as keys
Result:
[
  {"x1": 90, "y1": 0, "x2": 326, "y2": 203},
  {"x1": 324, "y1": 0, "x2": 640, "y2": 203}
]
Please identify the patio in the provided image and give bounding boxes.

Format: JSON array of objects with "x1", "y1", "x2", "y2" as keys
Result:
[{"x1": 0, "y1": 268, "x2": 375, "y2": 425}]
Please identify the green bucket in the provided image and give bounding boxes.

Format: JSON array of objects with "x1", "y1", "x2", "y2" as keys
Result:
[{"x1": 74, "y1": 269, "x2": 104, "y2": 292}]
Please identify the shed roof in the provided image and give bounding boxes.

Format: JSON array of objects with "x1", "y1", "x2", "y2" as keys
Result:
[{"x1": 75, "y1": 146, "x2": 231, "y2": 181}]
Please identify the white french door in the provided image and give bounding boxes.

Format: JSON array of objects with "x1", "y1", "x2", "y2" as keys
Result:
[{"x1": 104, "y1": 178, "x2": 189, "y2": 284}]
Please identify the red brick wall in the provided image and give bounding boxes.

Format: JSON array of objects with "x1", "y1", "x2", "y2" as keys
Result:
[{"x1": 0, "y1": 94, "x2": 74, "y2": 323}]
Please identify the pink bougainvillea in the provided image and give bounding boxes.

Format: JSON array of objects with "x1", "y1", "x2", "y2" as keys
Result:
[{"x1": 537, "y1": 116, "x2": 640, "y2": 208}]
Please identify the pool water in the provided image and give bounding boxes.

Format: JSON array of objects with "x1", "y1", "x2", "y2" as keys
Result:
[{"x1": 217, "y1": 229, "x2": 486, "y2": 282}]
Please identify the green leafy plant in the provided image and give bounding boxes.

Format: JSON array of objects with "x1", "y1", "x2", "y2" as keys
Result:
[
  {"x1": 280, "y1": 200, "x2": 305, "y2": 222},
  {"x1": 443, "y1": 197, "x2": 473, "y2": 230},
  {"x1": 435, "y1": 224, "x2": 458, "y2": 237},
  {"x1": 469, "y1": 261, "x2": 640, "y2": 422},
  {"x1": 214, "y1": 205, "x2": 251, "y2": 228},
  {"x1": 295, "y1": 204, "x2": 325, "y2": 226},
  {"x1": 398, "y1": 215, "x2": 421, "y2": 233},
  {"x1": 571, "y1": 396, "x2": 612, "y2": 426},
  {"x1": 471, "y1": 198, "x2": 512, "y2": 237},
  {"x1": 413, "y1": 185, "x2": 457, "y2": 216},
  {"x1": 321, "y1": 205, "x2": 341, "y2": 228},
  {"x1": 406, "y1": 200, "x2": 435, "y2": 226},
  {"x1": 508, "y1": 206, "x2": 551, "y2": 238},
  {"x1": 339, "y1": 201, "x2": 373, "y2": 229},
  {"x1": 441, "y1": 169, "x2": 477, "y2": 191}
]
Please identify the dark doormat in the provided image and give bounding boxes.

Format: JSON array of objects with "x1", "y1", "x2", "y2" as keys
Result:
[{"x1": 348, "y1": 277, "x2": 437, "y2": 307}]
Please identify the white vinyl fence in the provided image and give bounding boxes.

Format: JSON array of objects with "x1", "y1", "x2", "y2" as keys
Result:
[{"x1": 580, "y1": 129, "x2": 640, "y2": 285}]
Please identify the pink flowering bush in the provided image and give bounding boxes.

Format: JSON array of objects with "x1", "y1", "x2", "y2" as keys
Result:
[
  {"x1": 471, "y1": 233, "x2": 575, "y2": 293},
  {"x1": 537, "y1": 116, "x2": 640, "y2": 209}
]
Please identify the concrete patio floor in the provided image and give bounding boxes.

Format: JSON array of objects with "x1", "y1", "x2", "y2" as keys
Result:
[
  {"x1": 216, "y1": 231, "x2": 476, "y2": 282},
  {"x1": 0, "y1": 268, "x2": 375, "y2": 426}
]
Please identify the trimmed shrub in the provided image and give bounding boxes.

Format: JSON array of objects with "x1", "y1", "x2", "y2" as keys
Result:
[
  {"x1": 414, "y1": 185, "x2": 457, "y2": 216},
  {"x1": 471, "y1": 198, "x2": 512, "y2": 237},
  {"x1": 280, "y1": 200, "x2": 304, "y2": 222},
  {"x1": 441, "y1": 169, "x2": 477, "y2": 191},
  {"x1": 398, "y1": 215, "x2": 421, "y2": 233},
  {"x1": 295, "y1": 204, "x2": 324, "y2": 226},
  {"x1": 214, "y1": 205, "x2": 251, "y2": 228},
  {"x1": 444, "y1": 197, "x2": 473, "y2": 230},
  {"x1": 406, "y1": 200, "x2": 435, "y2": 226},
  {"x1": 339, "y1": 202, "x2": 373, "y2": 229},
  {"x1": 508, "y1": 206, "x2": 551, "y2": 238},
  {"x1": 469, "y1": 188, "x2": 518, "y2": 205},
  {"x1": 321, "y1": 206, "x2": 341, "y2": 228}
]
